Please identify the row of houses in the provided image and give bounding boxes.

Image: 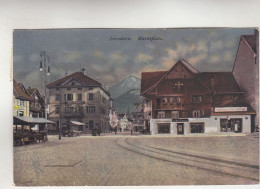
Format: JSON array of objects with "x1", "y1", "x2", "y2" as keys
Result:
[{"x1": 136, "y1": 31, "x2": 259, "y2": 135}]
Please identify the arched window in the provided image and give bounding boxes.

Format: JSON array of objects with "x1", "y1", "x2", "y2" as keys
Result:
[{"x1": 89, "y1": 120, "x2": 94, "y2": 130}]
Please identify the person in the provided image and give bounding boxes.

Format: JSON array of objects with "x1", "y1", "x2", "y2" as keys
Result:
[
  {"x1": 131, "y1": 128, "x2": 133, "y2": 135},
  {"x1": 115, "y1": 126, "x2": 117, "y2": 134}
]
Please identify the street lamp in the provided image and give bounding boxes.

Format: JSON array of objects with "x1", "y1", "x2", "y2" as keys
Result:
[{"x1": 39, "y1": 50, "x2": 51, "y2": 133}]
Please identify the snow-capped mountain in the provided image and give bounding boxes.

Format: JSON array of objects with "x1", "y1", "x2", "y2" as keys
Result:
[{"x1": 109, "y1": 75, "x2": 141, "y2": 99}]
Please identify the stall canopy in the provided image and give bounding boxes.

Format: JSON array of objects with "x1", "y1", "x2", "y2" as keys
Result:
[
  {"x1": 13, "y1": 116, "x2": 55, "y2": 125},
  {"x1": 70, "y1": 121, "x2": 86, "y2": 126}
]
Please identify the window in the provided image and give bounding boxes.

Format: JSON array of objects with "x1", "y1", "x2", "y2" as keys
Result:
[
  {"x1": 192, "y1": 110, "x2": 201, "y2": 118},
  {"x1": 89, "y1": 87, "x2": 93, "y2": 90},
  {"x1": 157, "y1": 111, "x2": 165, "y2": 119},
  {"x1": 77, "y1": 106, "x2": 83, "y2": 113},
  {"x1": 158, "y1": 124, "x2": 170, "y2": 133},
  {"x1": 176, "y1": 96, "x2": 181, "y2": 102},
  {"x1": 220, "y1": 118, "x2": 242, "y2": 132},
  {"x1": 100, "y1": 107, "x2": 106, "y2": 114},
  {"x1": 171, "y1": 111, "x2": 179, "y2": 119},
  {"x1": 78, "y1": 88, "x2": 82, "y2": 90},
  {"x1": 67, "y1": 87, "x2": 71, "y2": 90},
  {"x1": 169, "y1": 98, "x2": 174, "y2": 104},
  {"x1": 162, "y1": 97, "x2": 168, "y2": 104},
  {"x1": 55, "y1": 106, "x2": 60, "y2": 114},
  {"x1": 192, "y1": 95, "x2": 202, "y2": 102},
  {"x1": 55, "y1": 94, "x2": 60, "y2": 101},
  {"x1": 56, "y1": 88, "x2": 60, "y2": 91},
  {"x1": 65, "y1": 106, "x2": 74, "y2": 113},
  {"x1": 86, "y1": 106, "x2": 95, "y2": 113},
  {"x1": 173, "y1": 81, "x2": 184, "y2": 93},
  {"x1": 64, "y1": 94, "x2": 73, "y2": 101},
  {"x1": 190, "y1": 123, "x2": 204, "y2": 133},
  {"x1": 88, "y1": 93, "x2": 94, "y2": 100},
  {"x1": 78, "y1": 94, "x2": 82, "y2": 101},
  {"x1": 18, "y1": 100, "x2": 24, "y2": 106},
  {"x1": 18, "y1": 111, "x2": 24, "y2": 116}
]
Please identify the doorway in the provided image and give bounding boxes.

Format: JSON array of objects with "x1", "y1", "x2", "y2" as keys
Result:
[{"x1": 177, "y1": 123, "x2": 184, "y2": 134}]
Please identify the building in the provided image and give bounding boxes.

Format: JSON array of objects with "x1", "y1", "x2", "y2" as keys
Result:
[
  {"x1": 13, "y1": 80, "x2": 33, "y2": 127},
  {"x1": 141, "y1": 59, "x2": 255, "y2": 135},
  {"x1": 132, "y1": 104, "x2": 144, "y2": 132},
  {"x1": 46, "y1": 69, "x2": 110, "y2": 133},
  {"x1": 232, "y1": 30, "x2": 259, "y2": 131},
  {"x1": 117, "y1": 113, "x2": 127, "y2": 131}
]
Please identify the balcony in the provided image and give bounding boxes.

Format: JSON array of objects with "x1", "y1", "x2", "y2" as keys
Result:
[
  {"x1": 63, "y1": 111, "x2": 84, "y2": 118},
  {"x1": 156, "y1": 103, "x2": 182, "y2": 110},
  {"x1": 63, "y1": 101, "x2": 85, "y2": 105}
]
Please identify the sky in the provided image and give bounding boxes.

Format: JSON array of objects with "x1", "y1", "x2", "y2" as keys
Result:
[{"x1": 13, "y1": 28, "x2": 255, "y2": 91}]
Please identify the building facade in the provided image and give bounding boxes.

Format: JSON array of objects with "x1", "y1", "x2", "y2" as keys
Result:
[
  {"x1": 47, "y1": 70, "x2": 110, "y2": 133},
  {"x1": 141, "y1": 59, "x2": 255, "y2": 135},
  {"x1": 132, "y1": 104, "x2": 145, "y2": 132},
  {"x1": 232, "y1": 31, "x2": 259, "y2": 131}
]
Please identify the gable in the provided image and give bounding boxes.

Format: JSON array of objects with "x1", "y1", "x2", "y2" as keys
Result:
[
  {"x1": 165, "y1": 62, "x2": 194, "y2": 79},
  {"x1": 62, "y1": 78, "x2": 85, "y2": 87}
]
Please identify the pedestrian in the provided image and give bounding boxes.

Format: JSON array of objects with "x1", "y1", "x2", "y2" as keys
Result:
[{"x1": 131, "y1": 129, "x2": 133, "y2": 135}]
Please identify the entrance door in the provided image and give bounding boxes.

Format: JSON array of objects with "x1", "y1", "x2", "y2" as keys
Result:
[{"x1": 177, "y1": 123, "x2": 184, "y2": 134}]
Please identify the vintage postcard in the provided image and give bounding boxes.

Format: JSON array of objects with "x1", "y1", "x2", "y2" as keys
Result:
[{"x1": 12, "y1": 28, "x2": 259, "y2": 186}]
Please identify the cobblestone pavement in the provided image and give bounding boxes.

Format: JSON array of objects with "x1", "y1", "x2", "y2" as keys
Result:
[{"x1": 13, "y1": 133, "x2": 259, "y2": 186}]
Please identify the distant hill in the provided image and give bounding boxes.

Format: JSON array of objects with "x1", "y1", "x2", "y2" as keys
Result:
[
  {"x1": 109, "y1": 75, "x2": 142, "y2": 113},
  {"x1": 113, "y1": 89, "x2": 143, "y2": 114},
  {"x1": 110, "y1": 75, "x2": 141, "y2": 99}
]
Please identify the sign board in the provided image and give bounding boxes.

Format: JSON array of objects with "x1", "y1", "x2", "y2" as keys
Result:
[
  {"x1": 215, "y1": 107, "x2": 247, "y2": 112},
  {"x1": 172, "y1": 119, "x2": 189, "y2": 122}
]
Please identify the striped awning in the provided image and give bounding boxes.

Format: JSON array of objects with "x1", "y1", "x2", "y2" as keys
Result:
[{"x1": 70, "y1": 121, "x2": 86, "y2": 126}]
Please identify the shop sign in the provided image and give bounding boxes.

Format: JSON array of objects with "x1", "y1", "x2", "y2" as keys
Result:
[
  {"x1": 172, "y1": 119, "x2": 188, "y2": 122},
  {"x1": 215, "y1": 107, "x2": 247, "y2": 112}
]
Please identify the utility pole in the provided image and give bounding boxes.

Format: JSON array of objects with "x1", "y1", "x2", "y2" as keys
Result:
[{"x1": 39, "y1": 50, "x2": 51, "y2": 132}]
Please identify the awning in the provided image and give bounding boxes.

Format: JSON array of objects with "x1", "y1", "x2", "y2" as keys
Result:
[
  {"x1": 13, "y1": 116, "x2": 55, "y2": 125},
  {"x1": 70, "y1": 121, "x2": 86, "y2": 126}
]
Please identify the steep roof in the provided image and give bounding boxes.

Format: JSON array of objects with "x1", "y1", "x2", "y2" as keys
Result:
[
  {"x1": 141, "y1": 60, "x2": 243, "y2": 95},
  {"x1": 47, "y1": 72, "x2": 102, "y2": 88},
  {"x1": 242, "y1": 34, "x2": 257, "y2": 53},
  {"x1": 13, "y1": 80, "x2": 33, "y2": 101},
  {"x1": 196, "y1": 72, "x2": 242, "y2": 94},
  {"x1": 141, "y1": 71, "x2": 167, "y2": 93}
]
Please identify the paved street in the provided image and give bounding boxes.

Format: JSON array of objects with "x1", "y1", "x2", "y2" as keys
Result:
[{"x1": 14, "y1": 133, "x2": 259, "y2": 186}]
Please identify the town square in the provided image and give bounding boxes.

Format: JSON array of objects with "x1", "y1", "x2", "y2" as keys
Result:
[{"x1": 12, "y1": 28, "x2": 259, "y2": 186}]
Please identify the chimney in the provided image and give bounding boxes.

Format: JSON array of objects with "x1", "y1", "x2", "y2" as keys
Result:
[{"x1": 82, "y1": 68, "x2": 86, "y2": 75}]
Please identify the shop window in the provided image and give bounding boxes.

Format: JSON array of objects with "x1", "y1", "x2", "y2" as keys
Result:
[
  {"x1": 220, "y1": 118, "x2": 242, "y2": 133},
  {"x1": 158, "y1": 124, "x2": 170, "y2": 133},
  {"x1": 190, "y1": 123, "x2": 204, "y2": 133}
]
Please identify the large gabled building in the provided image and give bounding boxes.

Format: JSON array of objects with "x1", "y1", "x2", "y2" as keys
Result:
[
  {"x1": 47, "y1": 69, "x2": 110, "y2": 133},
  {"x1": 141, "y1": 59, "x2": 255, "y2": 135},
  {"x1": 232, "y1": 30, "x2": 259, "y2": 131}
]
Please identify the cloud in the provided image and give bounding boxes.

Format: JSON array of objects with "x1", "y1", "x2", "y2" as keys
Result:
[
  {"x1": 187, "y1": 53, "x2": 207, "y2": 65},
  {"x1": 209, "y1": 54, "x2": 221, "y2": 64},
  {"x1": 224, "y1": 51, "x2": 233, "y2": 61},
  {"x1": 135, "y1": 53, "x2": 153, "y2": 63},
  {"x1": 91, "y1": 50, "x2": 105, "y2": 59},
  {"x1": 58, "y1": 51, "x2": 82, "y2": 63},
  {"x1": 109, "y1": 51, "x2": 128, "y2": 64}
]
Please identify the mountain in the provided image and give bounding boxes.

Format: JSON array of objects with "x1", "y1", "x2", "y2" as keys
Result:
[
  {"x1": 109, "y1": 75, "x2": 142, "y2": 113},
  {"x1": 113, "y1": 89, "x2": 143, "y2": 113},
  {"x1": 109, "y1": 75, "x2": 141, "y2": 99}
]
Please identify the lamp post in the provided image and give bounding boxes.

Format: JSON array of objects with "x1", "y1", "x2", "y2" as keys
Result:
[{"x1": 39, "y1": 50, "x2": 51, "y2": 132}]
